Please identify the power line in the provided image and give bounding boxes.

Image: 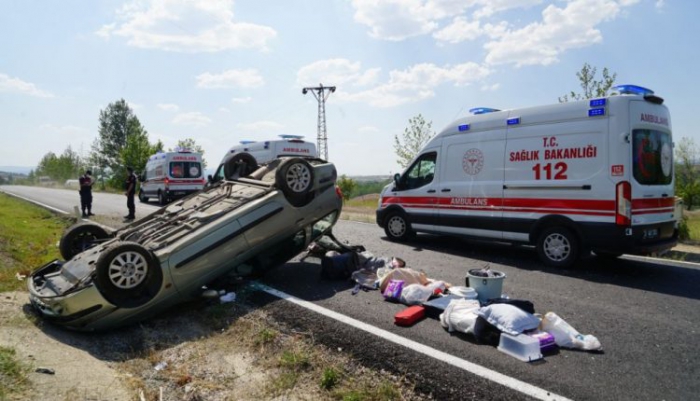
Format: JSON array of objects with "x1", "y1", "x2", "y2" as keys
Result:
[{"x1": 302, "y1": 84, "x2": 335, "y2": 160}]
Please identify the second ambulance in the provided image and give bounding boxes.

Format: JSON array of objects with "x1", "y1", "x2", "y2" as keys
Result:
[{"x1": 377, "y1": 85, "x2": 678, "y2": 267}]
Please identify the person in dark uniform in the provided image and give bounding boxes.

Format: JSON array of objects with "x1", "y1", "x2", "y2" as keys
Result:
[
  {"x1": 124, "y1": 167, "x2": 137, "y2": 220},
  {"x1": 78, "y1": 170, "x2": 94, "y2": 217}
]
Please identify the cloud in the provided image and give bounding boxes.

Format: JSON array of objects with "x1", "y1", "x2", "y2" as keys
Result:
[
  {"x1": 484, "y1": 0, "x2": 634, "y2": 67},
  {"x1": 196, "y1": 69, "x2": 264, "y2": 89},
  {"x1": 172, "y1": 112, "x2": 212, "y2": 127},
  {"x1": 298, "y1": 59, "x2": 491, "y2": 108},
  {"x1": 480, "y1": 83, "x2": 500, "y2": 91},
  {"x1": 39, "y1": 124, "x2": 88, "y2": 136},
  {"x1": 297, "y1": 59, "x2": 380, "y2": 88},
  {"x1": 235, "y1": 121, "x2": 284, "y2": 131},
  {"x1": 158, "y1": 103, "x2": 179, "y2": 111},
  {"x1": 0, "y1": 73, "x2": 54, "y2": 98},
  {"x1": 231, "y1": 96, "x2": 252, "y2": 103},
  {"x1": 97, "y1": 0, "x2": 277, "y2": 52},
  {"x1": 351, "y1": 0, "x2": 539, "y2": 41}
]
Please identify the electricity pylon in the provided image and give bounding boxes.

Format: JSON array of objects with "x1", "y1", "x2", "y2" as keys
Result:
[{"x1": 302, "y1": 84, "x2": 335, "y2": 160}]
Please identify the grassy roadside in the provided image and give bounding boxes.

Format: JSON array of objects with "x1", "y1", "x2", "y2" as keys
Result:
[{"x1": 0, "y1": 192, "x2": 428, "y2": 401}]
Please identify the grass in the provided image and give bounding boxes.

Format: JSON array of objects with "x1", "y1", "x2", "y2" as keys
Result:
[
  {"x1": 685, "y1": 210, "x2": 700, "y2": 243},
  {"x1": 0, "y1": 346, "x2": 31, "y2": 400},
  {"x1": 0, "y1": 193, "x2": 69, "y2": 292}
]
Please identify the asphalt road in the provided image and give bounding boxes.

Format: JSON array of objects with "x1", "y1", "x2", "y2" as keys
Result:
[{"x1": 2, "y1": 185, "x2": 699, "y2": 401}]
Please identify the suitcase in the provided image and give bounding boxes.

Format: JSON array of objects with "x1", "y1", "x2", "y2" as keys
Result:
[{"x1": 394, "y1": 305, "x2": 426, "y2": 326}]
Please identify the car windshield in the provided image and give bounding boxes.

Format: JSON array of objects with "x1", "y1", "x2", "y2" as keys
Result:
[{"x1": 632, "y1": 129, "x2": 673, "y2": 185}]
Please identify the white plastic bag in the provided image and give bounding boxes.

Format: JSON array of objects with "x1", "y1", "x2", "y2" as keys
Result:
[
  {"x1": 440, "y1": 299, "x2": 481, "y2": 334},
  {"x1": 541, "y1": 312, "x2": 602, "y2": 351},
  {"x1": 400, "y1": 284, "x2": 433, "y2": 305}
]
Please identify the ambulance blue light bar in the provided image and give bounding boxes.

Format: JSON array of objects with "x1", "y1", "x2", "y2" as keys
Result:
[
  {"x1": 588, "y1": 108, "x2": 606, "y2": 117},
  {"x1": 507, "y1": 117, "x2": 520, "y2": 125},
  {"x1": 239, "y1": 140, "x2": 255, "y2": 144},
  {"x1": 589, "y1": 98, "x2": 606, "y2": 107},
  {"x1": 469, "y1": 107, "x2": 501, "y2": 115},
  {"x1": 613, "y1": 84, "x2": 654, "y2": 96},
  {"x1": 279, "y1": 134, "x2": 304, "y2": 139},
  {"x1": 458, "y1": 124, "x2": 470, "y2": 131}
]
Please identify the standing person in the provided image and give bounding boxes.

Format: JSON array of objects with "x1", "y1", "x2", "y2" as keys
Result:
[
  {"x1": 78, "y1": 170, "x2": 94, "y2": 217},
  {"x1": 124, "y1": 167, "x2": 137, "y2": 220}
]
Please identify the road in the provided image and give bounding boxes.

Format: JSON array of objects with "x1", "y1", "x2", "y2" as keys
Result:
[{"x1": 2, "y1": 185, "x2": 699, "y2": 401}]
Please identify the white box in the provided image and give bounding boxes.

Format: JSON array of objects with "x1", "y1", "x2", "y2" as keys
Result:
[{"x1": 497, "y1": 333, "x2": 543, "y2": 362}]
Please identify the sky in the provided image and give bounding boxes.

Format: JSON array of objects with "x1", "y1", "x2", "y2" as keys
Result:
[{"x1": 1, "y1": 0, "x2": 698, "y2": 177}]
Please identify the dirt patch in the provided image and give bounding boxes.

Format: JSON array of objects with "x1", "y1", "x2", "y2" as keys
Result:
[{"x1": 1, "y1": 288, "x2": 429, "y2": 401}]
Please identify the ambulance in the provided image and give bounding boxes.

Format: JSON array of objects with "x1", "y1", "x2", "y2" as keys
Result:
[
  {"x1": 139, "y1": 149, "x2": 205, "y2": 205},
  {"x1": 211, "y1": 135, "x2": 317, "y2": 181},
  {"x1": 376, "y1": 85, "x2": 678, "y2": 267}
]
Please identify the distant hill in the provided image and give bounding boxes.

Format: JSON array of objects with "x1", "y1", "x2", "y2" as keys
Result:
[{"x1": 0, "y1": 166, "x2": 33, "y2": 175}]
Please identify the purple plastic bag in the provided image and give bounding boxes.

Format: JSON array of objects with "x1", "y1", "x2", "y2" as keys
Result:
[{"x1": 383, "y1": 279, "x2": 404, "y2": 300}]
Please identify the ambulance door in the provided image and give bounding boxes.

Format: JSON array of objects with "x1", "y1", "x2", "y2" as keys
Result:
[
  {"x1": 388, "y1": 149, "x2": 440, "y2": 233},
  {"x1": 436, "y1": 129, "x2": 506, "y2": 239}
]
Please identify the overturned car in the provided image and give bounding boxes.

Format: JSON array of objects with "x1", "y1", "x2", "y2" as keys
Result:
[{"x1": 28, "y1": 157, "x2": 343, "y2": 331}]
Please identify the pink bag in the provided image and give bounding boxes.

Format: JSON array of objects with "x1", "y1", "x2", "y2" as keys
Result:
[{"x1": 383, "y1": 279, "x2": 404, "y2": 300}]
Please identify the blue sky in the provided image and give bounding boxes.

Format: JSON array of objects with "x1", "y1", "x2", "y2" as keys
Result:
[{"x1": 1, "y1": 0, "x2": 697, "y2": 176}]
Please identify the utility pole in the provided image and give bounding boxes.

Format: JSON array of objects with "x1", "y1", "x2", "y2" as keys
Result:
[{"x1": 302, "y1": 84, "x2": 335, "y2": 160}]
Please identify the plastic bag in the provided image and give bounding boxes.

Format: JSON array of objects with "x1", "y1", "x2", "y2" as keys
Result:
[
  {"x1": 383, "y1": 279, "x2": 404, "y2": 301},
  {"x1": 540, "y1": 312, "x2": 602, "y2": 351},
  {"x1": 439, "y1": 298, "x2": 480, "y2": 334},
  {"x1": 400, "y1": 284, "x2": 434, "y2": 305}
]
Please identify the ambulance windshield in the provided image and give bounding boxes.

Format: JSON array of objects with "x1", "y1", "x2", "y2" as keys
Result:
[{"x1": 632, "y1": 129, "x2": 672, "y2": 186}]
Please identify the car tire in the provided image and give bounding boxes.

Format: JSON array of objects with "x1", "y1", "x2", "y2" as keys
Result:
[
  {"x1": 536, "y1": 226, "x2": 580, "y2": 268},
  {"x1": 275, "y1": 158, "x2": 314, "y2": 207},
  {"x1": 138, "y1": 190, "x2": 148, "y2": 203},
  {"x1": 158, "y1": 190, "x2": 166, "y2": 206},
  {"x1": 224, "y1": 152, "x2": 259, "y2": 179},
  {"x1": 94, "y1": 241, "x2": 162, "y2": 308},
  {"x1": 383, "y1": 211, "x2": 414, "y2": 242},
  {"x1": 59, "y1": 223, "x2": 110, "y2": 260}
]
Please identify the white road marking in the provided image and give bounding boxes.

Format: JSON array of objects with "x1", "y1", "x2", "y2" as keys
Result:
[{"x1": 257, "y1": 283, "x2": 572, "y2": 401}]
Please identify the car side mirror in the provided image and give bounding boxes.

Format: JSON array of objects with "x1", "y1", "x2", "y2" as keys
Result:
[{"x1": 393, "y1": 173, "x2": 402, "y2": 190}]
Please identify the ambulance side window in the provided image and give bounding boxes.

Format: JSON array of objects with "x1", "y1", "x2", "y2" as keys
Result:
[{"x1": 399, "y1": 152, "x2": 437, "y2": 190}]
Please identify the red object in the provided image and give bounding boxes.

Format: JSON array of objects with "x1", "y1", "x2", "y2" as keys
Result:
[{"x1": 394, "y1": 305, "x2": 426, "y2": 326}]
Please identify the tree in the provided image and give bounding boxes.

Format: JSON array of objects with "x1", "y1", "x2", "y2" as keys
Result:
[
  {"x1": 34, "y1": 146, "x2": 83, "y2": 183},
  {"x1": 336, "y1": 175, "x2": 357, "y2": 202},
  {"x1": 91, "y1": 99, "x2": 148, "y2": 177},
  {"x1": 394, "y1": 114, "x2": 435, "y2": 169},
  {"x1": 675, "y1": 137, "x2": 700, "y2": 210},
  {"x1": 169, "y1": 138, "x2": 207, "y2": 168},
  {"x1": 559, "y1": 63, "x2": 617, "y2": 102},
  {"x1": 119, "y1": 129, "x2": 161, "y2": 184}
]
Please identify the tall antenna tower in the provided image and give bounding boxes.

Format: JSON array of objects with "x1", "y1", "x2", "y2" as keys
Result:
[{"x1": 302, "y1": 84, "x2": 335, "y2": 160}]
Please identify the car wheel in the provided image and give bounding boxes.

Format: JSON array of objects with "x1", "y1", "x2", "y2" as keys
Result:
[
  {"x1": 276, "y1": 158, "x2": 315, "y2": 207},
  {"x1": 138, "y1": 190, "x2": 148, "y2": 203},
  {"x1": 95, "y1": 242, "x2": 162, "y2": 308},
  {"x1": 383, "y1": 212, "x2": 414, "y2": 242},
  {"x1": 59, "y1": 223, "x2": 110, "y2": 260},
  {"x1": 224, "y1": 152, "x2": 259, "y2": 179},
  {"x1": 158, "y1": 190, "x2": 166, "y2": 205},
  {"x1": 536, "y1": 227, "x2": 580, "y2": 268}
]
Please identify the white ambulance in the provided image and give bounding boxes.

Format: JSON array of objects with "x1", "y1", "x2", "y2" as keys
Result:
[
  {"x1": 211, "y1": 135, "x2": 318, "y2": 181},
  {"x1": 139, "y1": 150, "x2": 205, "y2": 205},
  {"x1": 376, "y1": 85, "x2": 678, "y2": 267}
]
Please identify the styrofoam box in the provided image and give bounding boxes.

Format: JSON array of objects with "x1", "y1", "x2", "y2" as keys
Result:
[{"x1": 497, "y1": 333, "x2": 543, "y2": 362}]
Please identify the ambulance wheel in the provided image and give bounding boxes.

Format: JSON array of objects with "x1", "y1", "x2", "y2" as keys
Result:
[
  {"x1": 224, "y1": 153, "x2": 258, "y2": 179},
  {"x1": 59, "y1": 223, "x2": 110, "y2": 260},
  {"x1": 138, "y1": 190, "x2": 148, "y2": 203},
  {"x1": 95, "y1": 242, "x2": 162, "y2": 308},
  {"x1": 158, "y1": 191, "x2": 167, "y2": 205},
  {"x1": 383, "y1": 212, "x2": 414, "y2": 242},
  {"x1": 276, "y1": 158, "x2": 314, "y2": 207},
  {"x1": 536, "y1": 227, "x2": 580, "y2": 268}
]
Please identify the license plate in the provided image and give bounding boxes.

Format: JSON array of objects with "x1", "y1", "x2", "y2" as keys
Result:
[{"x1": 643, "y1": 228, "x2": 659, "y2": 239}]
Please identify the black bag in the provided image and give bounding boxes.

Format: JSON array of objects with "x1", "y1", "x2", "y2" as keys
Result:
[{"x1": 320, "y1": 252, "x2": 359, "y2": 280}]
